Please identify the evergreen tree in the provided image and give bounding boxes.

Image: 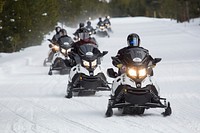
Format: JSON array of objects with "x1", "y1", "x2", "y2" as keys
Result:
[{"x1": 1, "y1": 0, "x2": 200, "y2": 53}]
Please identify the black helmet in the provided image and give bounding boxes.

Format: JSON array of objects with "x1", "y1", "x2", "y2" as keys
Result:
[
  {"x1": 99, "y1": 17, "x2": 102, "y2": 20},
  {"x1": 60, "y1": 29, "x2": 67, "y2": 36},
  {"x1": 127, "y1": 33, "x2": 140, "y2": 47},
  {"x1": 79, "y1": 23, "x2": 85, "y2": 28},
  {"x1": 55, "y1": 26, "x2": 61, "y2": 33},
  {"x1": 78, "y1": 28, "x2": 90, "y2": 40},
  {"x1": 87, "y1": 21, "x2": 91, "y2": 26},
  {"x1": 105, "y1": 16, "x2": 110, "y2": 19}
]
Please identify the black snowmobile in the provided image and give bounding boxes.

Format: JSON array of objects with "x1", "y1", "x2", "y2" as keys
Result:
[
  {"x1": 65, "y1": 43, "x2": 110, "y2": 98},
  {"x1": 48, "y1": 39, "x2": 71, "y2": 75},
  {"x1": 105, "y1": 47, "x2": 172, "y2": 117},
  {"x1": 96, "y1": 23, "x2": 110, "y2": 38}
]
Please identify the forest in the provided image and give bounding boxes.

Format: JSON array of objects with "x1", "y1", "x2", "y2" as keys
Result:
[{"x1": 0, "y1": 0, "x2": 200, "y2": 52}]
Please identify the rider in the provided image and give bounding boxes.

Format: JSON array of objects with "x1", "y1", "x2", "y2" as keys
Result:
[
  {"x1": 97, "y1": 17, "x2": 104, "y2": 27},
  {"x1": 73, "y1": 22, "x2": 86, "y2": 40},
  {"x1": 103, "y1": 16, "x2": 111, "y2": 26},
  {"x1": 112, "y1": 33, "x2": 155, "y2": 76},
  {"x1": 51, "y1": 26, "x2": 61, "y2": 43},
  {"x1": 57, "y1": 29, "x2": 74, "y2": 49},
  {"x1": 71, "y1": 28, "x2": 98, "y2": 56},
  {"x1": 46, "y1": 26, "x2": 61, "y2": 62},
  {"x1": 85, "y1": 20, "x2": 96, "y2": 35},
  {"x1": 103, "y1": 16, "x2": 112, "y2": 32}
]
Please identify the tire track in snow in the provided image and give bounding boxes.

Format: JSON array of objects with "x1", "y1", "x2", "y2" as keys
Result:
[
  {"x1": 28, "y1": 100, "x2": 101, "y2": 133},
  {"x1": 69, "y1": 97, "x2": 148, "y2": 132},
  {"x1": 167, "y1": 97, "x2": 200, "y2": 132},
  {"x1": 70, "y1": 97, "x2": 156, "y2": 132},
  {"x1": 117, "y1": 110, "x2": 188, "y2": 133},
  {"x1": 0, "y1": 96, "x2": 101, "y2": 133},
  {"x1": 70, "y1": 95, "x2": 179, "y2": 133},
  {"x1": 0, "y1": 72, "x2": 101, "y2": 132},
  {"x1": 120, "y1": 116, "x2": 164, "y2": 133},
  {"x1": 0, "y1": 102, "x2": 58, "y2": 133}
]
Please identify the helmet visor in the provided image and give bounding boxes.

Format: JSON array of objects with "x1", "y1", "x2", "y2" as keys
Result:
[{"x1": 129, "y1": 38, "x2": 139, "y2": 46}]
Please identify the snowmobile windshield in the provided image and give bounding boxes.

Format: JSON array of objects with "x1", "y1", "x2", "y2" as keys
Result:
[
  {"x1": 78, "y1": 44, "x2": 99, "y2": 61},
  {"x1": 122, "y1": 47, "x2": 149, "y2": 67}
]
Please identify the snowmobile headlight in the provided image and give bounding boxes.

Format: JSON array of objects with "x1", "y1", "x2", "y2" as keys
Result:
[
  {"x1": 128, "y1": 68, "x2": 137, "y2": 77},
  {"x1": 83, "y1": 60, "x2": 90, "y2": 67},
  {"x1": 61, "y1": 48, "x2": 67, "y2": 54},
  {"x1": 91, "y1": 60, "x2": 97, "y2": 67},
  {"x1": 66, "y1": 48, "x2": 71, "y2": 54},
  {"x1": 105, "y1": 24, "x2": 110, "y2": 27},
  {"x1": 127, "y1": 68, "x2": 147, "y2": 79},
  {"x1": 138, "y1": 68, "x2": 147, "y2": 77},
  {"x1": 52, "y1": 45, "x2": 59, "y2": 52},
  {"x1": 100, "y1": 26, "x2": 104, "y2": 29}
]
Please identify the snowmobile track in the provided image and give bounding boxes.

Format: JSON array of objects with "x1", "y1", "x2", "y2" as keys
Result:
[
  {"x1": 0, "y1": 102, "x2": 58, "y2": 133},
  {"x1": 0, "y1": 95, "x2": 101, "y2": 133}
]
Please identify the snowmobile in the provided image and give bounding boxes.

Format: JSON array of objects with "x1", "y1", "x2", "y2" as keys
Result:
[
  {"x1": 105, "y1": 48, "x2": 172, "y2": 117},
  {"x1": 48, "y1": 39, "x2": 71, "y2": 75},
  {"x1": 104, "y1": 23, "x2": 113, "y2": 33},
  {"x1": 96, "y1": 23, "x2": 110, "y2": 38},
  {"x1": 85, "y1": 26, "x2": 96, "y2": 36},
  {"x1": 65, "y1": 43, "x2": 110, "y2": 98}
]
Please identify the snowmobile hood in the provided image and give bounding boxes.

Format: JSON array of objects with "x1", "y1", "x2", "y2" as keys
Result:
[
  {"x1": 78, "y1": 44, "x2": 100, "y2": 61},
  {"x1": 122, "y1": 47, "x2": 149, "y2": 67}
]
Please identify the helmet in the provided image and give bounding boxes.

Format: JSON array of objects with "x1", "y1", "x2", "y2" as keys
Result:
[
  {"x1": 87, "y1": 21, "x2": 91, "y2": 26},
  {"x1": 78, "y1": 28, "x2": 90, "y2": 40},
  {"x1": 99, "y1": 17, "x2": 102, "y2": 20},
  {"x1": 79, "y1": 23, "x2": 85, "y2": 28},
  {"x1": 105, "y1": 16, "x2": 110, "y2": 19},
  {"x1": 60, "y1": 29, "x2": 67, "y2": 36},
  {"x1": 127, "y1": 33, "x2": 140, "y2": 47},
  {"x1": 55, "y1": 26, "x2": 61, "y2": 34}
]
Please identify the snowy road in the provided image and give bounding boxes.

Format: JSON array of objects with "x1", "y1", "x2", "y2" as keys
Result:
[{"x1": 0, "y1": 17, "x2": 200, "y2": 133}]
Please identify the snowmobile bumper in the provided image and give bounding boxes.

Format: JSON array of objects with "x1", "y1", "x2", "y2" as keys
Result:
[
  {"x1": 105, "y1": 84, "x2": 172, "y2": 117},
  {"x1": 105, "y1": 96, "x2": 171, "y2": 117},
  {"x1": 48, "y1": 58, "x2": 71, "y2": 75},
  {"x1": 71, "y1": 73, "x2": 110, "y2": 92},
  {"x1": 72, "y1": 86, "x2": 110, "y2": 91},
  {"x1": 112, "y1": 100, "x2": 167, "y2": 109},
  {"x1": 112, "y1": 87, "x2": 168, "y2": 109}
]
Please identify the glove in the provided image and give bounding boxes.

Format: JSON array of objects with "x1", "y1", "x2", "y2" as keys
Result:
[
  {"x1": 112, "y1": 57, "x2": 122, "y2": 67},
  {"x1": 49, "y1": 44, "x2": 54, "y2": 48},
  {"x1": 116, "y1": 64, "x2": 123, "y2": 68}
]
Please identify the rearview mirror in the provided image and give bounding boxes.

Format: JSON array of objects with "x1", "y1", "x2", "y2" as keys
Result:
[
  {"x1": 107, "y1": 68, "x2": 118, "y2": 78},
  {"x1": 153, "y1": 58, "x2": 162, "y2": 64},
  {"x1": 101, "y1": 51, "x2": 108, "y2": 57}
]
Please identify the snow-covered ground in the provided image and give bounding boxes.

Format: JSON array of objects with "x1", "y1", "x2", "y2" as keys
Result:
[{"x1": 0, "y1": 17, "x2": 200, "y2": 133}]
